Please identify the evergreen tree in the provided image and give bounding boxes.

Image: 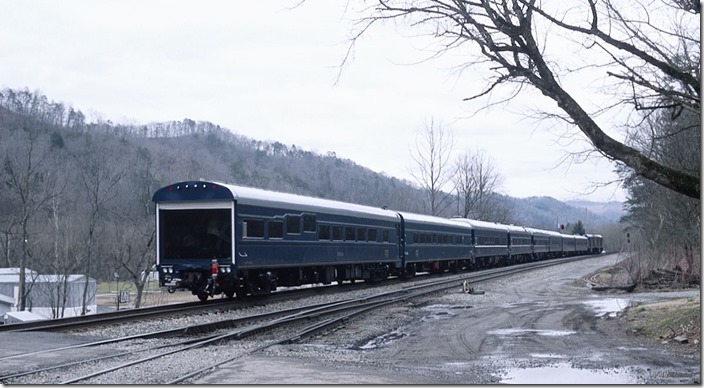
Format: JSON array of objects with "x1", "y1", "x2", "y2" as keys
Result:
[{"x1": 571, "y1": 220, "x2": 585, "y2": 236}]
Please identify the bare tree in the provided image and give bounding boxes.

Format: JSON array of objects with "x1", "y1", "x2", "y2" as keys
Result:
[
  {"x1": 347, "y1": 0, "x2": 700, "y2": 198},
  {"x1": 1, "y1": 129, "x2": 57, "y2": 310},
  {"x1": 620, "y1": 107, "x2": 700, "y2": 273},
  {"x1": 71, "y1": 134, "x2": 128, "y2": 315},
  {"x1": 108, "y1": 147, "x2": 159, "y2": 308},
  {"x1": 409, "y1": 118, "x2": 455, "y2": 215},
  {"x1": 110, "y1": 221, "x2": 154, "y2": 308},
  {"x1": 454, "y1": 149, "x2": 511, "y2": 221}
]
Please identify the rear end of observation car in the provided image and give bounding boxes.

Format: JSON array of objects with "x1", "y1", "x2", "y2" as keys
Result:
[{"x1": 152, "y1": 182, "x2": 238, "y2": 301}]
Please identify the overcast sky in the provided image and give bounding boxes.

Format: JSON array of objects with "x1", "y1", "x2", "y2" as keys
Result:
[{"x1": 1, "y1": 0, "x2": 627, "y2": 202}]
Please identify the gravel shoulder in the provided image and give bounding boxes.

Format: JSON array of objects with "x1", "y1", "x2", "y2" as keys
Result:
[{"x1": 195, "y1": 253, "x2": 700, "y2": 384}]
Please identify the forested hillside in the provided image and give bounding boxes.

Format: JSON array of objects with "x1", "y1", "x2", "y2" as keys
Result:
[{"x1": 0, "y1": 88, "x2": 617, "y2": 308}]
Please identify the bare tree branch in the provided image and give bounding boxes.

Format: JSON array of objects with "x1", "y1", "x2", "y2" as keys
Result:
[{"x1": 348, "y1": 0, "x2": 699, "y2": 198}]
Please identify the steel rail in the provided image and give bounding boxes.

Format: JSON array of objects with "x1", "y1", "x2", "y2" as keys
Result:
[{"x1": 1, "y1": 254, "x2": 596, "y2": 384}]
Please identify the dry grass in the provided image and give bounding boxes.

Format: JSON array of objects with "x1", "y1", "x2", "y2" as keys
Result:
[{"x1": 623, "y1": 296, "x2": 701, "y2": 348}]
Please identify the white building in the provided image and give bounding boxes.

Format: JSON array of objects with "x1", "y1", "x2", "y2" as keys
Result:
[{"x1": 0, "y1": 268, "x2": 97, "y2": 324}]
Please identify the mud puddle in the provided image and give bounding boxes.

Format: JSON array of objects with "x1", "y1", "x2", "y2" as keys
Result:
[
  {"x1": 499, "y1": 362, "x2": 642, "y2": 384},
  {"x1": 487, "y1": 328, "x2": 576, "y2": 337},
  {"x1": 420, "y1": 304, "x2": 472, "y2": 322},
  {"x1": 356, "y1": 328, "x2": 409, "y2": 350},
  {"x1": 582, "y1": 297, "x2": 632, "y2": 318}
]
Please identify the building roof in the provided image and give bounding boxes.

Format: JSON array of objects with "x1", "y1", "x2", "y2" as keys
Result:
[{"x1": 0, "y1": 269, "x2": 93, "y2": 284}]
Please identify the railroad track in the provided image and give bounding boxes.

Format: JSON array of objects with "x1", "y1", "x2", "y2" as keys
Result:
[
  {"x1": 0, "y1": 280, "x2": 374, "y2": 333},
  {"x1": 0, "y1": 254, "x2": 594, "y2": 384}
]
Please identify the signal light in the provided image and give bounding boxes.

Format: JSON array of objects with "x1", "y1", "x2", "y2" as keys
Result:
[{"x1": 211, "y1": 259, "x2": 218, "y2": 276}]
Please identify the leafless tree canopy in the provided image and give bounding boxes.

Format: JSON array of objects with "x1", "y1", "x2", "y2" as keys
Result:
[
  {"x1": 409, "y1": 118, "x2": 456, "y2": 215},
  {"x1": 349, "y1": 0, "x2": 700, "y2": 198},
  {"x1": 454, "y1": 149, "x2": 511, "y2": 222}
]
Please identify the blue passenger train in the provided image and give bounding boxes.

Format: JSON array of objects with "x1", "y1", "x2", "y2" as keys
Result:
[{"x1": 152, "y1": 181, "x2": 602, "y2": 301}]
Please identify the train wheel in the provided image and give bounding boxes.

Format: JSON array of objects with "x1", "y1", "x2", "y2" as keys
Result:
[
  {"x1": 197, "y1": 291, "x2": 209, "y2": 302},
  {"x1": 401, "y1": 264, "x2": 416, "y2": 279}
]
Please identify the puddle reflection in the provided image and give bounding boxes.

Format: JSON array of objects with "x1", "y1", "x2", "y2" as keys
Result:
[
  {"x1": 487, "y1": 328, "x2": 576, "y2": 337},
  {"x1": 583, "y1": 298, "x2": 631, "y2": 318},
  {"x1": 500, "y1": 362, "x2": 639, "y2": 384},
  {"x1": 357, "y1": 328, "x2": 408, "y2": 350},
  {"x1": 420, "y1": 304, "x2": 472, "y2": 321}
]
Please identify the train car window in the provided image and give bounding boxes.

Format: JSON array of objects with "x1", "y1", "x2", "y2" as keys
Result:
[
  {"x1": 319, "y1": 224, "x2": 330, "y2": 240},
  {"x1": 303, "y1": 215, "x2": 316, "y2": 233},
  {"x1": 368, "y1": 228, "x2": 377, "y2": 242},
  {"x1": 383, "y1": 229, "x2": 390, "y2": 242},
  {"x1": 269, "y1": 220, "x2": 284, "y2": 239},
  {"x1": 345, "y1": 227, "x2": 355, "y2": 241},
  {"x1": 413, "y1": 233, "x2": 419, "y2": 244},
  {"x1": 303, "y1": 214, "x2": 316, "y2": 233},
  {"x1": 332, "y1": 225, "x2": 344, "y2": 241},
  {"x1": 357, "y1": 227, "x2": 367, "y2": 242},
  {"x1": 287, "y1": 216, "x2": 301, "y2": 235},
  {"x1": 243, "y1": 219, "x2": 265, "y2": 238}
]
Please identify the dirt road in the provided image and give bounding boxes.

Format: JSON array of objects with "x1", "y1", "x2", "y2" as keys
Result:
[{"x1": 195, "y1": 253, "x2": 700, "y2": 384}]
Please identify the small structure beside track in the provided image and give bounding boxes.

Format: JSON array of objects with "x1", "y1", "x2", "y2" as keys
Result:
[{"x1": 0, "y1": 268, "x2": 96, "y2": 324}]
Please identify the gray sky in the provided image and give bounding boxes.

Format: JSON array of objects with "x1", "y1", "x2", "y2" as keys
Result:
[{"x1": 1, "y1": 0, "x2": 627, "y2": 202}]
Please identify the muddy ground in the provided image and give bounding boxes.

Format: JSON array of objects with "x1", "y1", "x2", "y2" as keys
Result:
[{"x1": 194, "y1": 253, "x2": 701, "y2": 384}]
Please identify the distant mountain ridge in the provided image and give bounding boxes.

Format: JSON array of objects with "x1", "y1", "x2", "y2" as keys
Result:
[
  {"x1": 566, "y1": 200, "x2": 624, "y2": 220},
  {"x1": 503, "y1": 196, "x2": 619, "y2": 233},
  {"x1": 0, "y1": 88, "x2": 621, "y2": 234}
]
